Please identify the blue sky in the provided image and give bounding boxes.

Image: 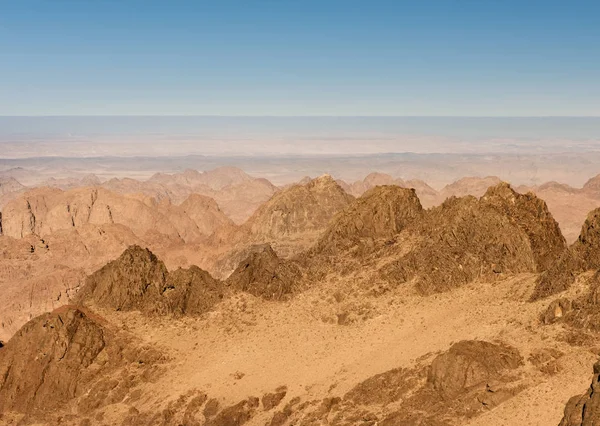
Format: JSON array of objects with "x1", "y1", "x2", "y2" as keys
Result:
[{"x1": 1, "y1": 0, "x2": 598, "y2": 116}]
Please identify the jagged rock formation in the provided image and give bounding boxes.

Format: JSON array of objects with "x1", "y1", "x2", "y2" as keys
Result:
[
  {"x1": 559, "y1": 360, "x2": 600, "y2": 426},
  {"x1": 77, "y1": 245, "x2": 224, "y2": 315},
  {"x1": 1, "y1": 187, "x2": 179, "y2": 239},
  {"x1": 481, "y1": 182, "x2": 567, "y2": 272},
  {"x1": 0, "y1": 307, "x2": 107, "y2": 415},
  {"x1": 533, "y1": 207, "x2": 600, "y2": 300},
  {"x1": 244, "y1": 175, "x2": 353, "y2": 256},
  {"x1": 572, "y1": 208, "x2": 600, "y2": 269},
  {"x1": 164, "y1": 266, "x2": 225, "y2": 316},
  {"x1": 226, "y1": 244, "x2": 302, "y2": 301},
  {"x1": 383, "y1": 183, "x2": 566, "y2": 294},
  {"x1": 312, "y1": 185, "x2": 424, "y2": 255}
]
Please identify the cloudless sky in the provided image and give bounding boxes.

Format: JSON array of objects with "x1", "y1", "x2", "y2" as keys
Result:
[{"x1": 1, "y1": 0, "x2": 599, "y2": 116}]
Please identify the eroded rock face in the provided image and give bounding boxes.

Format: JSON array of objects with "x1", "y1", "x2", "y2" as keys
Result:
[
  {"x1": 572, "y1": 208, "x2": 600, "y2": 270},
  {"x1": 226, "y1": 244, "x2": 302, "y2": 301},
  {"x1": 164, "y1": 266, "x2": 225, "y2": 316},
  {"x1": 247, "y1": 175, "x2": 353, "y2": 239},
  {"x1": 427, "y1": 340, "x2": 524, "y2": 400},
  {"x1": 0, "y1": 307, "x2": 106, "y2": 414},
  {"x1": 533, "y1": 207, "x2": 600, "y2": 300},
  {"x1": 383, "y1": 183, "x2": 567, "y2": 294},
  {"x1": 243, "y1": 175, "x2": 354, "y2": 256},
  {"x1": 559, "y1": 361, "x2": 600, "y2": 426},
  {"x1": 481, "y1": 183, "x2": 567, "y2": 272},
  {"x1": 76, "y1": 245, "x2": 169, "y2": 313},
  {"x1": 541, "y1": 272, "x2": 600, "y2": 331},
  {"x1": 77, "y1": 245, "x2": 224, "y2": 316},
  {"x1": 313, "y1": 185, "x2": 424, "y2": 255},
  {"x1": 179, "y1": 193, "x2": 235, "y2": 237}
]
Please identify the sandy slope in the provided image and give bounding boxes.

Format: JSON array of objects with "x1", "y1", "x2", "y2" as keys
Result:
[{"x1": 79, "y1": 271, "x2": 596, "y2": 426}]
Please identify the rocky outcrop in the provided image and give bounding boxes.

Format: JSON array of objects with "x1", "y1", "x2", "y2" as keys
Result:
[
  {"x1": 381, "y1": 183, "x2": 566, "y2": 294},
  {"x1": 1, "y1": 186, "x2": 236, "y2": 243},
  {"x1": 481, "y1": 183, "x2": 567, "y2": 271},
  {"x1": 164, "y1": 266, "x2": 225, "y2": 316},
  {"x1": 533, "y1": 207, "x2": 600, "y2": 300},
  {"x1": 1, "y1": 187, "x2": 180, "y2": 239},
  {"x1": 380, "y1": 184, "x2": 565, "y2": 294},
  {"x1": 77, "y1": 245, "x2": 225, "y2": 315},
  {"x1": 267, "y1": 340, "x2": 523, "y2": 426},
  {"x1": 226, "y1": 244, "x2": 302, "y2": 301},
  {"x1": 541, "y1": 271, "x2": 600, "y2": 331},
  {"x1": 559, "y1": 360, "x2": 600, "y2": 426},
  {"x1": 0, "y1": 307, "x2": 106, "y2": 414},
  {"x1": 427, "y1": 340, "x2": 524, "y2": 400},
  {"x1": 0, "y1": 177, "x2": 27, "y2": 211},
  {"x1": 312, "y1": 185, "x2": 424, "y2": 255}
]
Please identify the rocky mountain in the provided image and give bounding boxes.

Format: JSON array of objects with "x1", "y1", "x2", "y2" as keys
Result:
[
  {"x1": 77, "y1": 245, "x2": 225, "y2": 316},
  {"x1": 1, "y1": 186, "x2": 232, "y2": 243},
  {"x1": 311, "y1": 185, "x2": 424, "y2": 256},
  {"x1": 582, "y1": 173, "x2": 600, "y2": 195},
  {"x1": 4, "y1": 171, "x2": 600, "y2": 425},
  {"x1": 149, "y1": 166, "x2": 253, "y2": 190},
  {"x1": 386, "y1": 184, "x2": 565, "y2": 294},
  {"x1": 243, "y1": 174, "x2": 354, "y2": 256},
  {"x1": 125, "y1": 166, "x2": 279, "y2": 223},
  {"x1": 225, "y1": 244, "x2": 302, "y2": 301},
  {"x1": 306, "y1": 182, "x2": 565, "y2": 295}
]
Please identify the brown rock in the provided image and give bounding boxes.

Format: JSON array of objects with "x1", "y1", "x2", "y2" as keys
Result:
[
  {"x1": 559, "y1": 360, "x2": 600, "y2": 426},
  {"x1": 0, "y1": 307, "x2": 106, "y2": 414},
  {"x1": 427, "y1": 340, "x2": 523, "y2": 400},
  {"x1": 313, "y1": 185, "x2": 424, "y2": 255},
  {"x1": 262, "y1": 386, "x2": 288, "y2": 411},
  {"x1": 226, "y1": 244, "x2": 302, "y2": 301},
  {"x1": 77, "y1": 245, "x2": 223, "y2": 316}
]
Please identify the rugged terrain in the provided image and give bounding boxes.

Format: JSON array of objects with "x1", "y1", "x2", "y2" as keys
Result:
[{"x1": 1, "y1": 167, "x2": 600, "y2": 425}]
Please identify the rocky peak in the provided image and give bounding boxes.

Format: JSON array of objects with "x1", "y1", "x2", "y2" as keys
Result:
[
  {"x1": 313, "y1": 185, "x2": 424, "y2": 255},
  {"x1": 481, "y1": 182, "x2": 567, "y2": 272},
  {"x1": 245, "y1": 174, "x2": 353, "y2": 242},
  {"x1": 226, "y1": 244, "x2": 302, "y2": 300},
  {"x1": 0, "y1": 307, "x2": 106, "y2": 414},
  {"x1": 76, "y1": 245, "x2": 169, "y2": 312},
  {"x1": 77, "y1": 246, "x2": 226, "y2": 316}
]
